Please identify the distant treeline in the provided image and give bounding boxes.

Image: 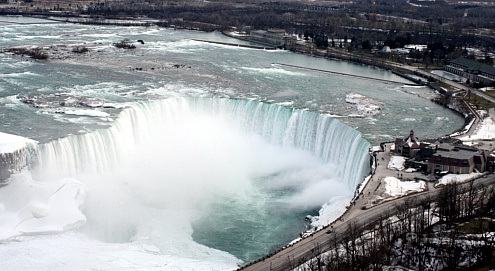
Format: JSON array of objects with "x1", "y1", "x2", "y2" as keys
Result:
[{"x1": 2, "y1": 0, "x2": 495, "y2": 51}]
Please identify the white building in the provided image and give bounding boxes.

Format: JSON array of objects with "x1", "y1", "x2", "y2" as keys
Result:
[
  {"x1": 250, "y1": 29, "x2": 296, "y2": 48},
  {"x1": 444, "y1": 58, "x2": 495, "y2": 86}
]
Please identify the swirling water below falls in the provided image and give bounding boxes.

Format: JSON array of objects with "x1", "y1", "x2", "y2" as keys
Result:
[{"x1": 0, "y1": 17, "x2": 464, "y2": 269}]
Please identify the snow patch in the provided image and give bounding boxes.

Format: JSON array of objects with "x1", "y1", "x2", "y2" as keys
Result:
[
  {"x1": 309, "y1": 196, "x2": 351, "y2": 229},
  {"x1": 460, "y1": 115, "x2": 495, "y2": 141},
  {"x1": 436, "y1": 172, "x2": 483, "y2": 187},
  {"x1": 383, "y1": 177, "x2": 426, "y2": 198},
  {"x1": 388, "y1": 155, "x2": 406, "y2": 171}
]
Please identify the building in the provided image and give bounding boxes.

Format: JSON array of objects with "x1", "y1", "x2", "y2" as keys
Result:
[
  {"x1": 427, "y1": 148, "x2": 487, "y2": 174},
  {"x1": 444, "y1": 58, "x2": 495, "y2": 86},
  {"x1": 250, "y1": 29, "x2": 296, "y2": 48},
  {"x1": 394, "y1": 130, "x2": 429, "y2": 158}
]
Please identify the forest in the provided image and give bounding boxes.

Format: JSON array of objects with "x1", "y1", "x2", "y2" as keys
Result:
[{"x1": 1, "y1": 0, "x2": 495, "y2": 53}]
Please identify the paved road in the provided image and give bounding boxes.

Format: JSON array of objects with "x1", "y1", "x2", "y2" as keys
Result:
[{"x1": 240, "y1": 174, "x2": 495, "y2": 271}]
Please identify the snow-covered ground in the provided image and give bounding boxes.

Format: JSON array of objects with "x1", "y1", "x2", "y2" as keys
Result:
[
  {"x1": 459, "y1": 114, "x2": 495, "y2": 141},
  {"x1": 382, "y1": 176, "x2": 426, "y2": 198},
  {"x1": 431, "y1": 70, "x2": 465, "y2": 83},
  {"x1": 436, "y1": 172, "x2": 483, "y2": 187},
  {"x1": 388, "y1": 155, "x2": 406, "y2": 171},
  {"x1": 480, "y1": 87, "x2": 495, "y2": 92},
  {"x1": 0, "y1": 233, "x2": 236, "y2": 271}
]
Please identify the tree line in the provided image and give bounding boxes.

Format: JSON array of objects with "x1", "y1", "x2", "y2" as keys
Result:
[{"x1": 2, "y1": 0, "x2": 494, "y2": 52}]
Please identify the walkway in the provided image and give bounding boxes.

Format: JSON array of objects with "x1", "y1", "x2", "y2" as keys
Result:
[{"x1": 273, "y1": 63, "x2": 419, "y2": 85}]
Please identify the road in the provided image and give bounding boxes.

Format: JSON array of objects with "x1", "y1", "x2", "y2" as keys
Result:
[{"x1": 240, "y1": 170, "x2": 495, "y2": 271}]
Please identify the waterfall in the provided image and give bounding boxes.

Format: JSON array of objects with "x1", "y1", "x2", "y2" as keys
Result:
[{"x1": 33, "y1": 97, "x2": 370, "y2": 190}]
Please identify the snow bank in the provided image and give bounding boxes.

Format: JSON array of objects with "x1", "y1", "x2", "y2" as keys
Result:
[
  {"x1": 0, "y1": 132, "x2": 37, "y2": 154},
  {"x1": 388, "y1": 155, "x2": 405, "y2": 171},
  {"x1": 0, "y1": 172, "x2": 87, "y2": 240},
  {"x1": 309, "y1": 196, "x2": 351, "y2": 229},
  {"x1": 459, "y1": 116, "x2": 495, "y2": 141},
  {"x1": 383, "y1": 177, "x2": 426, "y2": 197},
  {"x1": 345, "y1": 93, "x2": 383, "y2": 117},
  {"x1": 436, "y1": 172, "x2": 482, "y2": 187}
]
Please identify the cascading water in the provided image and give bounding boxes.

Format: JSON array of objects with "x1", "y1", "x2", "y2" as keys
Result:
[{"x1": 27, "y1": 97, "x2": 370, "y2": 263}]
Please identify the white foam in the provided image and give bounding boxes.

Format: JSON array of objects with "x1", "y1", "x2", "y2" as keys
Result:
[
  {"x1": 345, "y1": 93, "x2": 383, "y2": 117},
  {"x1": 0, "y1": 71, "x2": 38, "y2": 78},
  {"x1": 242, "y1": 66, "x2": 309, "y2": 76},
  {"x1": 63, "y1": 109, "x2": 110, "y2": 118}
]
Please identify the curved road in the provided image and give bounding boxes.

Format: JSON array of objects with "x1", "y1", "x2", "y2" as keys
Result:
[{"x1": 240, "y1": 174, "x2": 495, "y2": 271}]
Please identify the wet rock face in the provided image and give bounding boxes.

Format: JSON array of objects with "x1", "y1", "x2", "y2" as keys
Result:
[
  {"x1": 0, "y1": 165, "x2": 10, "y2": 183},
  {"x1": 0, "y1": 152, "x2": 21, "y2": 184}
]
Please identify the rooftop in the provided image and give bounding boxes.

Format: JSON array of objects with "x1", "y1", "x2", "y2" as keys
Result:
[{"x1": 450, "y1": 58, "x2": 495, "y2": 77}]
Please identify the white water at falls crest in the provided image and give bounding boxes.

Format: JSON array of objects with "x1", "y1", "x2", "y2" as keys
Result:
[{"x1": 33, "y1": 97, "x2": 370, "y2": 190}]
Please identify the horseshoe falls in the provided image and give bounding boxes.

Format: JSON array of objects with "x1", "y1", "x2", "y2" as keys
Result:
[{"x1": 25, "y1": 97, "x2": 369, "y2": 262}]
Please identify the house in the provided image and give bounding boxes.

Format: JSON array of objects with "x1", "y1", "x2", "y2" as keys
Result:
[
  {"x1": 394, "y1": 130, "x2": 429, "y2": 158},
  {"x1": 444, "y1": 58, "x2": 495, "y2": 86},
  {"x1": 250, "y1": 29, "x2": 296, "y2": 48}
]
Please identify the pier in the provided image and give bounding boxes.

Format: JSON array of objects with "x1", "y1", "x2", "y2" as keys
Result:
[
  {"x1": 191, "y1": 39, "x2": 277, "y2": 50},
  {"x1": 273, "y1": 63, "x2": 420, "y2": 85}
]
